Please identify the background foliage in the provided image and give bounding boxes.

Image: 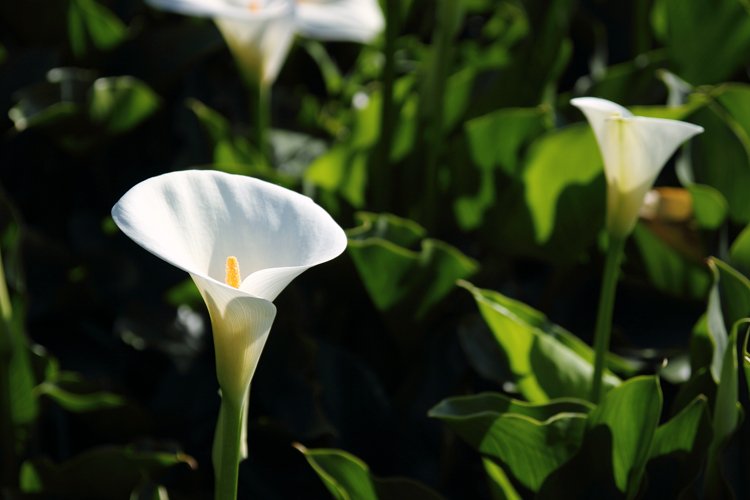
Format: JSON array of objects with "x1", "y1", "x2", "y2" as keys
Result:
[{"x1": 1, "y1": 0, "x2": 750, "y2": 498}]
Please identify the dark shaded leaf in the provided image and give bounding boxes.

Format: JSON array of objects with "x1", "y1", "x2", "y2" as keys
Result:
[{"x1": 298, "y1": 446, "x2": 444, "y2": 500}]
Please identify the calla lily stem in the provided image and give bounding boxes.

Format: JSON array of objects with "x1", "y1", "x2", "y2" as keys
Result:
[
  {"x1": 420, "y1": 0, "x2": 462, "y2": 230},
  {"x1": 591, "y1": 236, "x2": 625, "y2": 404},
  {"x1": 215, "y1": 396, "x2": 245, "y2": 500},
  {"x1": 372, "y1": 0, "x2": 399, "y2": 210},
  {"x1": 251, "y1": 81, "x2": 271, "y2": 163}
]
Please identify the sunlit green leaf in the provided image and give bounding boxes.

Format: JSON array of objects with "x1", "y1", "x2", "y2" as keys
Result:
[
  {"x1": 588, "y1": 376, "x2": 662, "y2": 495},
  {"x1": 487, "y1": 123, "x2": 605, "y2": 264},
  {"x1": 307, "y1": 146, "x2": 368, "y2": 208},
  {"x1": 459, "y1": 281, "x2": 619, "y2": 402},
  {"x1": 348, "y1": 213, "x2": 478, "y2": 323},
  {"x1": 456, "y1": 107, "x2": 547, "y2": 230},
  {"x1": 298, "y1": 446, "x2": 444, "y2": 500},
  {"x1": 523, "y1": 124, "x2": 602, "y2": 244},
  {"x1": 429, "y1": 392, "x2": 590, "y2": 492},
  {"x1": 483, "y1": 458, "x2": 521, "y2": 500}
]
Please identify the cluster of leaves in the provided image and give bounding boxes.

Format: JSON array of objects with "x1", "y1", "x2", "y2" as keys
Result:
[{"x1": 1, "y1": 0, "x2": 750, "y2": 498}]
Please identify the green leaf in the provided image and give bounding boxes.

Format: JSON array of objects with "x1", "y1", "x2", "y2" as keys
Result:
[
  {"x1": 650, "y1": 396, "x2": 711, "y2": 460},
  {"x1": 306, "y1": 146, "x2": 368, "y2": 208},
  {"x1": 483, "y1": 458, "x2": 521, "y2": 500},
  {"x1": 67, "y1": 0, "x2": 127, "y2": 59},
  {"x1": 690, "y1": 87, "x2": 750, "y2": 224},
  {"x1": 703, "y1": 259, "x2": 750, "y2": 381},
  {"x1": 298, "y1": 447, "x2": 444, "y2": 500},
  {"x1": 429, "y1": 392, "x2": 590, "y2": 492},
  {"x1": 705, "y1": 318, "x2": 748, "y2": 497},
  {"x1": 631, "y1": 223, "x2": 710, "y2": 300},
  {"x1": 647, "y1": 396, "x2": 712, "y2": 498},
  {"x1": 588, "y1": 376, "x2": 662, "y2": 495},
  {"x1": 729, "y1": 223, "x2": 750, "y2": 277},
  {"x1": 88, "y1": 76, "x2": 160, "y2": 134},
  {"x1": 187, "y1": 99, "x2": 266, "y2": 174},
  {"x1": 522, "y1": 124, "x2": 603, "y2": 244},
  {"x1": 430, "y1": 392, "x2": 594, "y2": 422},
  {"x1": 744, "y1": 332, "x2": 750, "y2": 399},
  {"x1": 302, "y1": 40, "x2": 343, "y2": 96},
  {"x1": 347, "y1": 213, "x2": 478, "y2": 323},
  {"x1": 19, "y1": 446, "x2": 196, "y2": 498},
  {"x1": 484, "y1": 123, "x2": 605, "y2": 264},
  {"x1": 688, "y1": 184, "x2": 729, "y2": 229},
  {"x1": 457, "y1": 107, "x2": 548, "y2": 230},
  {"x1": 583, "y1": 52, "x2": 669, "y2": 106},
  {"x1": 460, "y1": 281, "x2": 619, "y2": 402},
  {"x1": 664, "y1": 0, "x2": 750, "y2": 85}
]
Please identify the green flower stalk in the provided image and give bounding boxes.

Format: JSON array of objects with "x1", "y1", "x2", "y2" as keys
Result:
[
  {"x1": 112, "y1": 170, "x2": 346, "y2": 499},
  {"x1": 571, "y1": 97, "x2": 703, "y2": 403}
]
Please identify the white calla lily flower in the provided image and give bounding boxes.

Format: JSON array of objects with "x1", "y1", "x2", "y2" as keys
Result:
[
  {"x1": 146, "y1": 0, "x2": 384, "y2": 85},
  {"x1": 112, "y1": 170, "x2": 347, "y2": 403},
  {"x1": 571, "y1": 97, "x2": 704, "y2": 239}
]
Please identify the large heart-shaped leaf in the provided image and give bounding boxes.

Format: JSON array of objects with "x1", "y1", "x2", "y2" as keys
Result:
[
  {"x1": 587, "y1": 376, "x2": 662, "y2": 495},
  {"x1": 429, "y1": 392, "x2": 591, "y2": 492},
  {"x1": 460, "y1": 281, "x2": 619, "y2": 402},
  {"x1": 348, "y1": 213, "x2": 478, "y2": 324}
]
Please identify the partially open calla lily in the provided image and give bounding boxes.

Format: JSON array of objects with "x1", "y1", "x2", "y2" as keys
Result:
[
  {"x1": 571, "y1": 97, "x2": 704, "y2": 239},
  {"x1": 111, "y1": 170, "x2": 347, "y2": 402},
  {"x1": 146, "y1": 0, "x2": 384, "y2": 85}
]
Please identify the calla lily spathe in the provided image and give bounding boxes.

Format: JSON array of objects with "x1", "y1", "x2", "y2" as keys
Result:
[
  {"x1": 146, "y1": 0, "x2": 384, "y2": 85},
  {"x1": 571, "y1": 97, "x2": 704, "y2": 239},
  {"x1": 111, "y1": 170, "x2": 347, "y2": 402}
]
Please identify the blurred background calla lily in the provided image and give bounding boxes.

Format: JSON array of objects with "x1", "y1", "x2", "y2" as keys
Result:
[{"x1": 145, "y1": 0, "x2": 384, "y2": 85}]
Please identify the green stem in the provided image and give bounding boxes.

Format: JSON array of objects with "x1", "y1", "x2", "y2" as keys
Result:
[
  {"x1": 590, "y1": 236, "x2": 625, "y2": 404},
  {"x1": 250, "y1": 80, "x2": 271, "y2": 165},
  {"x1": 214, "y1": 396, "x2": 244, "y2": 500},
  {"x1": 371, "y1": 0, "x2": 399, "y2": 210},
  {"x1": 420, "y1": 0, "x2": 462, "y2": 230}
]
